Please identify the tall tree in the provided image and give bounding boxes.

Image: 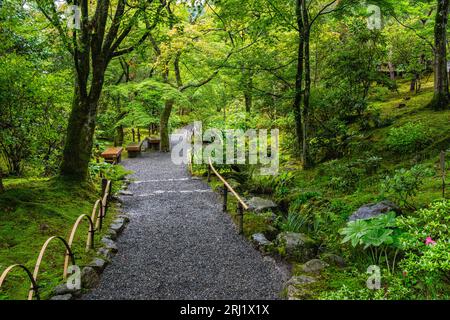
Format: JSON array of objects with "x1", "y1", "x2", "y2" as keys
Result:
[
  {"x1": 36, "y1": 0, "x2": 164, "y2": 179},
  {"x1": 291, "y1": 0, "x2": 352, "y2": 168},
  {"x1": 431, "y1": 0, "x2": 449, "y2": 110},
  {"x1": 0, "y1": 169, "x2": 3, "y2": 193},
  {"x1": 150, "y1": 1, "x2": 244, "y2": 152},
  {"x1": 292, "y1": 0, "x2": 305, "y2": 161}
]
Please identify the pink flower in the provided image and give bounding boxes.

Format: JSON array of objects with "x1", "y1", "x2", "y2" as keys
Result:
[{"x1": 425, "y1": 237, "x2": 436, "y2": 246}]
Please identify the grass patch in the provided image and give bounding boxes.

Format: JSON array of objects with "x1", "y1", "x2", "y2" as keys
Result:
[{"x1": 0, "y1": 177, "x2": 117, "y2": 300}]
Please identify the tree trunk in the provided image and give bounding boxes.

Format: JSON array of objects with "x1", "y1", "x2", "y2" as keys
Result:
[
  {"x1": 159, "y1": 46, "x2": 177, "y2": 153},
  {"x1": 244, "y1": 81, "x2": 252, "y2": 113},
  {"x1": 314, "y1": 47, "x2": 319, "y2": 86},
  {"x1": 416, "y1": 75, "x2": 422, "y2": 93},
  {"x1": 243, "y1": 70, "x2": 253, "y2": 130},
  {"x1": 116, "y1": 125, "x2": 124, "y2": 146},
  {"x1": 431, "y1": 0, "x2": 450, "y2": 110},
  {"x1": 410, "y1": 77, "x2": 417, "y2": 92},
  {"x1": 10, "y1": 154, "x2": 21, "y2": 176},
  {"x1": 388, "y1": 61, "x2": 396, "y2": 80},
  {"x1": 60, "y1": 90, "x2": 98, "y2": 179},
  {"x1": 160, "y1": 99, "x2": 174, "y2": 152},
  {"x1": 0, "y1": 167, "x2": 4, "y2": 193},
  {"x1": 301, "y1": 0, "x2": 313, "y2": 169},
  {"x1": 292, "y1": 0, "x2": 304, "y2": 155},
  {"x1": 39, "y1": 0, "x2": 159, "y2": 180},
  {"x1": 244, "y1": 70, "x2": 253, "y2": 113}
]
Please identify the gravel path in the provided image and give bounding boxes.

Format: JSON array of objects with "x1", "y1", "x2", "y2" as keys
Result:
[{"x1": 85, "y1": 141, "x2": 287, "y2": 300}]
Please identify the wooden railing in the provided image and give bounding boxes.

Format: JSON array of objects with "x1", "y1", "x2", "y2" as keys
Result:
[
  {"x1": 207, "y1": 157, "x2": 248, "y2": 235},
  {"x1": 0, "y1": 179, "x2": 112, "y2": 300}
]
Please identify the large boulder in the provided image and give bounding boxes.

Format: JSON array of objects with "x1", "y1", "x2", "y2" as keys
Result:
[
  {"x1": 321, "y1": 253, "x2": 346, "y2": 268},
  {"x1": 50, "y1": 294, "x2": 73, "y2": 300},
  {"x1": 97, "y1": 247, "x2": 114, "y2": 260},
  {"x1": 118, "y1": 190, "x2": 133, "y2": 196},
  {"x1": 110, "y1": 218, "x2": 126, "y2": 234},
  {"x1": 276, "y1": 232, "x2": 316, "y2": 262},
  {"x1": 107, "y1": 229, "x2": 118, "y2": 241},
  {"x1": 101, "y1": 237, "x2": 118, "y2": 253},
  {"x1": 348, "y1": 201, "x2": 400, "y2": 222},
  {"x1": 247, "y1": 197, "x2": 277, "y2": 213},
  {"x1": 111, "y1": 195, "x2": 124, "y2": 203},
  {"x1": 251, "y1": 233, "x2": 272, "y2": 253},
  {"x1": 301, "y1": 259, "x2": 329, "y2": 274},
  {"x1": 88, "y1": 258, "x2": 108, "y2": 273},
  {"x1": 285, "y1": 275, "x2": 317, "y2": 300},
  {"x1": 117, "y1": 215, "x2": 130, "y2": 223},
  {"x1": 53, "y1": 283, "x2": 81, "y2": 297},
  {"x1": 263, "y1": 225, "x2": 279, "y2": 241},
  {"x1": 81, "y1": 267, "x2": 100, "y2": 289}
]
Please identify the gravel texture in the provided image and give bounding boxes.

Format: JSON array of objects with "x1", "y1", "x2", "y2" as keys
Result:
[{"x1": 84, "y1": 144, "x2": 287, "y2": 300}]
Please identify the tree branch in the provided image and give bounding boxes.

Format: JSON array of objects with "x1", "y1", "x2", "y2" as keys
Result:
[
  {"x1": 109, "y1": 1, "x2": 165, "y2": 59},
  {"x1": 111, "y1": 31, "x2": 151, "y2": 58},
  {"x1": 35, "y1": 0, "x2": 73, "y2": 54},
  {"x1": 391, "y1": 14, "x2": 435, "y2": 51},
  {"x1": 102, "y1": 0, "x2": 127, "y2": 56},
  {"x1": 266, "y1": 0, "x2": 299, "y2": 31},
  {"x1": 179, "y1": 38, "x2": 260, "y2": 92}
]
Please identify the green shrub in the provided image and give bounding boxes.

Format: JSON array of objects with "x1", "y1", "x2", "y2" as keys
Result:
[
  {"x1": 247, "y1": 171, "x2": 295, "y2": 200},
  {"x1": 328, "y1": 199, "x2": 354, "y2": 220},
  {"x1": 395, "y1": 201, "x2": 450, "y2": 298},
  {"x1": 369, "y1": 86, "x2": 391, "y2": 102},
  {"x1": 319, "y1": 284, "x2": 386, "y2": 300},
  {"x1": 398, "y1": 200, "x2": 450, "y2": 242},
  {"x1": 386, "y1": 122, "x2": 431, "y2": 154},
  {"x1": 288, "y1": 191, "x2": 322, "y2": 213},
  {"x1": 381, "y1": 164, "x2": 434, "y2": 208},
  {"x1": 273, "y1": 171, "x2": 295, "y2": 201},
  {"x1": 319, "y1": 269, "x2": 416, "y2": 300},
  {"x1": 248, "y1": 174, "x2": 273, "y2": 194},
  {"x1": 323, "y1": 160, "x2": 365, "y2": 193},
  {"x1": 284, "y1": 198, "x2": 347, "y2": 249},
  {"x1": 323, "y1": 156, "x2": 382, "y2": 193},
  {"x1": 88, "y1": 162, "x2": 132, "y2": 193},
  {"x1": 399, "y1": 241, "x2": 450, "y2": 299},
  {"x1": 354, "y1": 156, "x2": 383, "y2": 175}
]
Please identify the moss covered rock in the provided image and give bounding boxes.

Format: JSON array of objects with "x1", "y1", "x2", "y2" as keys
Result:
[
  {"x1": 301, "y1": 259, "x2": 329, "y2": 274},
  {"x1": 285, "y1": 275, "x2": 317, "y2": 300},
  {"x1": 276, "y1": 232, "x2": 316, "y2": 262}
]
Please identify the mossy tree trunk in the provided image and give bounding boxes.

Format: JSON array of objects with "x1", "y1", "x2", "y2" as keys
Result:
[
  {"x1": 410, "y1": 76, "x2": 417, "y2": 92},
  {"x1": 243, "y1": 66, "x2": 253, "y2": 114},
  {"x1": 0, "y1": 168, "x2": 4, "y2": 193},
  {"x1": 150, "y1": 4, "x2": 233, "y2": 150},
  {"x1": 38, "y1": 1, "x2": 162, "y2": 179},
  {"x1": 116, "y1": 124, "x2": 125, "y2": 146},
  {"x1": 301, "y1": 0, "x2": 313, "y2": 169},
  {"x1": 292, "y1": 0, "x2": 305, "y2": 156},
  {"x1": 160, "y1": 99, "x2": 174, "y2": 152},
  {"x1": 243, "y1": 67, "x2": 253, "y2": 130},
  {"x1": 292, "y1": 0, "x2": 345, "y2": 167},
  {"x1": 388, "y1": 61, "x2": 396, "y2": 80},
  {"x1": 431, "y1": 0, "x2": 450, "y2": 110},
  {"x1": 60, "y1": 87, "x2": 101, "y2": 178}
]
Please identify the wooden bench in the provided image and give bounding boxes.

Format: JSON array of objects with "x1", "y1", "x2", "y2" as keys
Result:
[
  {"x1": 147, "y1": 137, "x2": 161, "y2": 151},
  {"x1": 126, "y1": 140, "x2": 146, "y2": 158},
  {"x1": 101, "y1": 147, "x2": 123, "y2": 164}
]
